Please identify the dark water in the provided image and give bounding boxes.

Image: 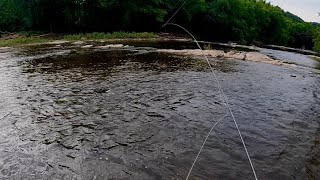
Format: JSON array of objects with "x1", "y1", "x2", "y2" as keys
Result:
[{"x1": 0, "y1": 44, "x2": 319, "y2": 180}]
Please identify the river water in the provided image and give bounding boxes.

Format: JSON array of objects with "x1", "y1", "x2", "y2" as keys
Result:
[{"x1": 0, "y1": 43, "x2": 319, "y2": 180}]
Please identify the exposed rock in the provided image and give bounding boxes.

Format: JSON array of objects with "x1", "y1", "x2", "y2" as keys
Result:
[
  {"x1": 72, "y1": 41, "x2": 85, "y2": 45},
  {"x1": 81, "y1": 45, "x2": 94, "y2": 48},
  {"x1": 46, "y1": 40, "x2": 69, "y2": 45},
  {"x1": 95, "y1": 44, "x2": 125, "y2": 48},
  {"x1": 157, "y1": 49, "x2": 297, "y2": 67}
]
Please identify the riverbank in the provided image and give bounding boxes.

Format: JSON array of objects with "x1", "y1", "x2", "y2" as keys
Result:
[
  {"x1": 157, "y1": 49, "x2": 297, "y2": 67},
  {"x1": 2, "y1": 32, "x2": 319, "y2": 58},
  {"x1": 1, "y1": 33, "x2": 320, "y2": 72},
  {"x1": 2, "y1": 34, "x2": 317, "y2": 71},
  {"x1": 0, "y1": 32, "x2": 158, "y2": 47}
]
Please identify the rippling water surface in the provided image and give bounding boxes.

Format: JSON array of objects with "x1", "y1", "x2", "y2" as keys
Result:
[{"x1": 0, "y1": 43, "x2": 319, "y2": 179}]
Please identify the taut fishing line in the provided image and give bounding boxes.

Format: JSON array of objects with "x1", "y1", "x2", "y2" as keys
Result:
[
  {"x1": 161, "y1": 1, "x2": 258, "y2": 180},
  {"x1": 0, "y1": 111, "x2": 13, "y2": 121}
]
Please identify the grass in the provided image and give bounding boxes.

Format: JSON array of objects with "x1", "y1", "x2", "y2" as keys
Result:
[
  {"x1": 63, "y1": 32, "x2": 157, "y2": 41},
  {"x1": 0, "y1": 37, "x2": 48, "y2": 47},
  {"x1": 0, "y1": 32, "x2": 158, "y2": 47}
]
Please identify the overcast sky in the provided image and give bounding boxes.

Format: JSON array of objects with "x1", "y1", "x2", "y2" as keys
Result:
[{"x1": 267, "y1": 0, "x2": 319, "y2": 22}]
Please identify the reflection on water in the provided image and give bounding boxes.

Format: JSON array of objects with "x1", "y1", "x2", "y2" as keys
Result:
[{"x1": 0, "y1": 43, "x2": 319, "y2": 179}]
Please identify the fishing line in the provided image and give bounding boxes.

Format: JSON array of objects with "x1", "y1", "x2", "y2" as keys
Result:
[
  {"x1": 162, "y1": 0, "x2": 188, "y2": 28},
  {"x1": 185, "y1": 113, "x2": 228, "y2": 180},
  {"x1": 0, "y1": 111, "x2": 13, "y2": 120},
  {"x1": 162, "y1": 5, "x2": 258, "y2": 180}
]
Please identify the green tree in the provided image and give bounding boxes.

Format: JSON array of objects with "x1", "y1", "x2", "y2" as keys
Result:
[
  {"x1": 0, "y1": 0, "x2": 32, "y2": 31},
  {"x1": 0, "y1": 0, "x2": 317, "y2": 50},
  {"x1": 313, "y1": 26, "x2": 320, "y2": 52}
]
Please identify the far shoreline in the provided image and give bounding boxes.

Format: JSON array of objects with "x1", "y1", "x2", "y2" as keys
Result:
[{"x1": 1, "y1": 31, "x2": 320, "y2": 59}]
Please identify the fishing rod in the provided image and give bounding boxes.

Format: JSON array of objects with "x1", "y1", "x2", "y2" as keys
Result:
[{"x1": 161, "y1": 1, "x2": 258, "y2": 180}]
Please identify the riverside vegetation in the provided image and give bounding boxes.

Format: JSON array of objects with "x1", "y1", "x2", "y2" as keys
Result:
[
  {"x1": 0, "y1": 32, "x2": 157, "y2": 46},
  {"x1": 0, "y1": 0, "x2": 319, "y2": 51}
]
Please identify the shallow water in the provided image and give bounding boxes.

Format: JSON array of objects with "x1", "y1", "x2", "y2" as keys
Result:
[
  {"x1": 0, "y1": 44, "x2": 319, "y2": 180},
  {"x1": 259, "y1": 48, "x2": 320, "y2": 70}
]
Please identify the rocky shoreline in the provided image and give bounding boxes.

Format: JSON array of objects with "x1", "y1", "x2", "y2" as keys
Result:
[{"x1": 157, "y1": 49, "x2": 297, "y2": 67}]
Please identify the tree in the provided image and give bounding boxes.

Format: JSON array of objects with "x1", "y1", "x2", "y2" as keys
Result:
[
  {"x1": 0, "y1": 0, "x2": 32, "y2": 31},
  {"x1": 313, "y1": 26, "x2": 320, "y2": 52},
  {"x1": 0, "y1": 0, "x2": 317, "y2": 50}
]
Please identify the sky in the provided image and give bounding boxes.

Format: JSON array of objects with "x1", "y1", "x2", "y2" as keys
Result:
[{"x1": 267, "y1": 0, "x2": 320, "y2": 23}]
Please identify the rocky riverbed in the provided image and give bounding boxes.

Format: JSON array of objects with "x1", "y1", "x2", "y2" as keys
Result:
[{"x1": 0, "y1": 40, "x2": 319, "y2": 179}]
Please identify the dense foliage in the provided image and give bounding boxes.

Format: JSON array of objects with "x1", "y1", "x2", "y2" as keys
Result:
[
  {"x1": 0, "y1": 0, "x2": 319, "y2": 50},
  {"x1": 314, "y1": 26, "x2": 320, "y2": 52}
]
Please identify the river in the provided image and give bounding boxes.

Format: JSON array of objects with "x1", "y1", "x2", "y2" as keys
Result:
[{"x1": 0, "y1": 42, "x2": 319, "y2": 179}]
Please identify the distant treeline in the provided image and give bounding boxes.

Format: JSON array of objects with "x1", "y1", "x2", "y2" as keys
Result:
[{"x1": 0, "y1": 0, "x2": 319, "y2": 51}]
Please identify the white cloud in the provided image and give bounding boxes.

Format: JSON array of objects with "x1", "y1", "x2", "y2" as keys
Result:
[{"x1": 267, "y1": 0, "x2": 319, "y2": 22}]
